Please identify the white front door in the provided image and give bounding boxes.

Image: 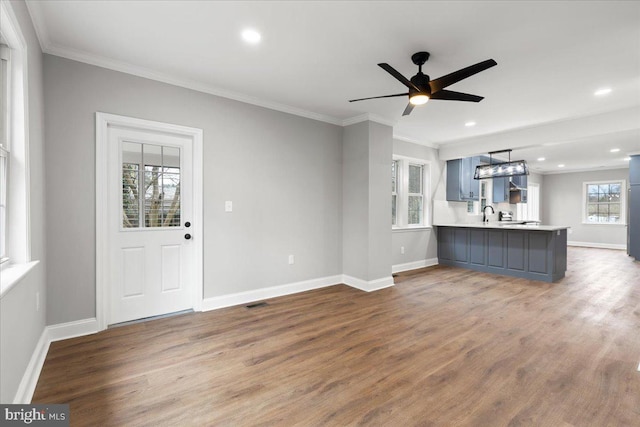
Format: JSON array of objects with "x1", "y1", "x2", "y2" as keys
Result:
[{"x1": 107, "y1": 125, "x2": 195, "y2": 325}]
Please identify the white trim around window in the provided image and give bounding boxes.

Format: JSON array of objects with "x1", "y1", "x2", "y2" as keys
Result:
[
  {"x1": 392, "y1": 155, "x2": 431, "y2": 230},
  {"x1": 0, "y1": 0, "x2": 34, "y2": 297},
  {"x1": 582, "y1": 179, "x2": 626, "y2": 226}
]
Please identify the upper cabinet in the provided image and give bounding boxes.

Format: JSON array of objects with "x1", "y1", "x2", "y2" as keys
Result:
[
  {"x1": 630, "y1": 155, "x2": 640, "y2": 185},
  {"x1": 446, "y1": 157, "x2": 481, "y2": 201}
]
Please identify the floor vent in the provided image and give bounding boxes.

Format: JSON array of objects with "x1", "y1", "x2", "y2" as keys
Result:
[{"x1": 246, "y1": 301, "x2": 268, "y2": 309}]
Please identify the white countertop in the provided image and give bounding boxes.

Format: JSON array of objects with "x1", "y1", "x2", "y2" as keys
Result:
[{"x1": 433, "y1": 223, "x2": 570, "y2": 231}]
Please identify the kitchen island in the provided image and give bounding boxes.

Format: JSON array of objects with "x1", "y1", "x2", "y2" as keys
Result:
[{"x1": 434, "y1": 223, "x2": 569, "y2": 282}]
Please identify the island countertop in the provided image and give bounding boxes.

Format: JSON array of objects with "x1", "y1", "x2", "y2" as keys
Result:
[{"x1": 433, "y1": 223, "x2": 570, "y2": 232}]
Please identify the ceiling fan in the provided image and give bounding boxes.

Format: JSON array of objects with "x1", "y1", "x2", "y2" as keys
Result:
[{"x1": 349, "y1": 52, "x2": 497, "y2": 116}]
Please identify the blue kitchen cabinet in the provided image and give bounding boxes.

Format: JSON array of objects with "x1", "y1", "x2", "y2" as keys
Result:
[
  {"x1": 446, "y1": 157, "x2": 482, "y2": 201},
  {"x1": 630, "y1": 155, "x2": 640, "y2": 185},
  {"x1": 436, "y1": 225, "x2": 567, "y2": 282},
  {"x1": 630, "y1": 155, "x2": 640, "y2": 260},
  {"x1": 629, "y1": 186, "x2": 640, "y2": 260}
]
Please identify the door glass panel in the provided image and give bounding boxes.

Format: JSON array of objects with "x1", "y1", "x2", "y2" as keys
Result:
[
  {"x1": 122, "y1": 142, "x2": 141, "y2": 228},
  {"x1": 143, "y1": 144, "x2": 180, "y2": 228},
  {"x1": 122, "y1": 142, "x2": 181, "y2": 229}
]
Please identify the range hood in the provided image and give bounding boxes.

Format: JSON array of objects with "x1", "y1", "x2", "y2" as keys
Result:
[
  {"x1": 474, "y1": 149, "x2": 529, "y2": 180},
  {"x1": 509, "y1": 181, "x2": 524, "y2": 204}
]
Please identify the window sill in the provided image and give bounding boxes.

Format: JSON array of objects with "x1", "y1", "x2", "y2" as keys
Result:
[
  {"x1": 0, "y1": 260, "x2": 39, "y2": 299},
  {"x1": 392, "y1": 226, "x2": 433, "y2": 233},
  {"x1": 581, "y1": 222, "x2": 627, "y2": 226}
]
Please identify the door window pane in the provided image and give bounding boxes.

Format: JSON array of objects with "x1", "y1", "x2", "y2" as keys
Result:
[
  {"x1": 122, "y1": 142, "x2": 141, "y2": 228},
  {"x1": 122, "y1": 142, "x2": 181, "y2": 228},
  {"x1": 144, "y1": 144, "x2": 181, "y2": 228}
]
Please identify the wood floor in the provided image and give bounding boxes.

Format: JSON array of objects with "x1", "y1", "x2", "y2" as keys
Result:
[{"x1": 33, "y1": 247, "x2": 640, "y2": 426}]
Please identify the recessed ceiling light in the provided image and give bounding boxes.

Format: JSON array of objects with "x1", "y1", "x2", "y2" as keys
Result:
[
  {"x1": 464, "y1": 121, "x2": 476, "y2": 127},
  {"x1": 610, "y1": 148, "x2": 620, "y2": 153},
  {"x1": 594, "y1": 87, "x2": 612, "y2": 96},
  {"x1": 537, "y1": 157, "x2": 545, "y2": 161},
  {"x1": 558, "y1": 164, "x2": 565, "y2": 168},
  {"x1": 624, "y1": 157, "x2": 631, "y2": 161},
  {"x1": 241, "y1": 29, "x2": 261, "y2": 44}
]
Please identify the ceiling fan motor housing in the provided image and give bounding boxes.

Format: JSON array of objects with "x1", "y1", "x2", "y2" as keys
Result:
[{"x1": 410, "y1": 73, "x2": 432, "y2": 96}]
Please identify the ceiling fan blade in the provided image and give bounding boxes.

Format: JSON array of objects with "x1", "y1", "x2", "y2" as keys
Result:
[
  {"x1": 430, "y1": 90, "x2": 484, "y2": 102},
  {"x1": 349, "y1": 93, "x2": 409, "y2": 103},
  {"x1": 402, "y1": 103, "x2": 415, "y2": 116},
  {"x1": 378, "y1": 63, "x2": 420, "y2": 92},
  {"x1": 429, "y1": 59, "x2": 497, "y2": 93}
]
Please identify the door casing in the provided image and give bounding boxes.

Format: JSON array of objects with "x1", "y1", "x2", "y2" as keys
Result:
[{"x1": 96, "y1": 112, "x2": 203, "y2": 331}]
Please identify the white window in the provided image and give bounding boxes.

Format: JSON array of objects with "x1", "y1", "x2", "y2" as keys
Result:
[
  {"x1": 407, "y1": 163, "x2": 424, "y2": 225},
  {"x1": 1, "y1": 0, "x2": 34, "y2": 295},
  {"x1": 582, "y1": 180, "x2": 626, "y2": 225},
  {"x1": 391, "y1": 160, "x2": 398, "y2": 225},
  {"x1": 392, "y1": 156, "x2": 430, "y2": 228},
  {"x1": 0, "y1": 38, "x2": 10, "y2": 262}
]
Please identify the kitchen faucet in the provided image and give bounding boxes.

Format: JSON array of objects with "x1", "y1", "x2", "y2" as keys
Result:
[{"x1": 482, "y1": 205, "x2": 495, "y2": 223}]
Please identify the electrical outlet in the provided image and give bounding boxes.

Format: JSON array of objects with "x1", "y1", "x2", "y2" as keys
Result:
[
  {"x1": 400, "y1": 246, "x2": 405, "y2": 254},
  {"x1": 288, "y1": 255, "x2": 294, "y2": 265},
  {"x1": 36, "y1": 291, "x2": 40, "y2": 311},
  {"x1": 225, "y1": 201, "x2": 233, "y2": 212}
]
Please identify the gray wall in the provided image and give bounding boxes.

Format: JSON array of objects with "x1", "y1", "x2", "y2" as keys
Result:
[
  {"x1": 391, "y1": 139, "x2": 440, "y2": 266},
  {"x1": 0, "y1": 0, "x2": 47, "y2": 403},
  {"x1": 44, "y1": 55, "x2": 343, "y2": 324},
  {"x1": 367, "y1": 122, "x2": 393, "y2": 281},
  {"x1": 342, "y1": 122, "x2": 369, "y2": 280},
  {"x1": 542, "y1": 168, "x2": 629, "y2": 246},
  {"x1": 342, "y1": 121, "x2": 392, "y2": 281}
]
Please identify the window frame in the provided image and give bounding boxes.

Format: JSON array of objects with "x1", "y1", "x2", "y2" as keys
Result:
[
  {"x1": 582, "y1": 179, "x2": 626, "y2": 226},
  {"x1": 0, "y1": 40, "x2": 9, "y2": 263},
  {"x1": 391, "y1": 159, "x2": 398, "y2": 226},
  {"x1": 392, "y1": 155, "x2": 431, "y2": 230},
  {"x1": 0, "y1": 0, "x2": 36, "y2": 297}
]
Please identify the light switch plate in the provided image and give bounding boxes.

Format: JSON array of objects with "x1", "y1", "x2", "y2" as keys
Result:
[{"x1": 225, "y1": 201, "x2": 232, "y2": 212}]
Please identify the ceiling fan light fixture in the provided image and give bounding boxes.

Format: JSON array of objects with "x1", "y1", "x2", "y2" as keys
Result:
[{"x1": 409, "y1": 93, "x2": 429, "y2": 105}]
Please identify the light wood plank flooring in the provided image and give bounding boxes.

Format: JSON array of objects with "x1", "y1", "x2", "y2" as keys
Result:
[{"x1": 33, "y1": 247, "x2": 640, "y2": 426}]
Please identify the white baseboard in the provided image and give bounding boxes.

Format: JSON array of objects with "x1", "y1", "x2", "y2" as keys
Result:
[
  {"x1": 13, "y1": 329, "x2": 50, "y2": 404},
  {"x1": 568, "y1": 241, "x2": 627, "y2": 250},
  {"x1": 392, "y1": 258, "x2": 439, "y2": 274},
  {"x1": 47, "y1": 317, "x2": 100, "y2": 342},
  {"x1": 342, "y1": 275, "x2": 395, "y2": 292},
  {"x1": 202, "y1": 275, "x2": 343, "y2": 311},
  {"x1": 13, "y1": 318, "x2": 99, "y2": 404}
]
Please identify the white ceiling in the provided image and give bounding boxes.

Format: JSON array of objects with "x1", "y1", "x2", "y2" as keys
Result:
[{"x1": 26, "y1": 0, "x2": 640, "y2": 173}]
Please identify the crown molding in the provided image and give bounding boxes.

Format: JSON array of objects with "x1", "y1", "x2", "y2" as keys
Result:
[
  {"x1": 46, "y1": 43, "x2": 345, "y2": 125},
  {"x1": 392, "y1": 134, "x2": 440, "y2": 150},
  {"x1": 342, "y1": 113, "x2": 396, "y2": 128},
  {"x1": 24, "y1": 0, "x2": 48, "y2": 52}
]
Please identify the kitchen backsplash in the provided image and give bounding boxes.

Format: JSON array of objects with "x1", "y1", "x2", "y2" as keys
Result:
[{"x1": 433, "y1": 199, "x2": 516, "y2": 224}]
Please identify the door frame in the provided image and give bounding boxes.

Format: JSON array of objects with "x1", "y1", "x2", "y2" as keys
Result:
[{"x1": 96, "y1": 112, "x2": 204, "y2": 331}]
